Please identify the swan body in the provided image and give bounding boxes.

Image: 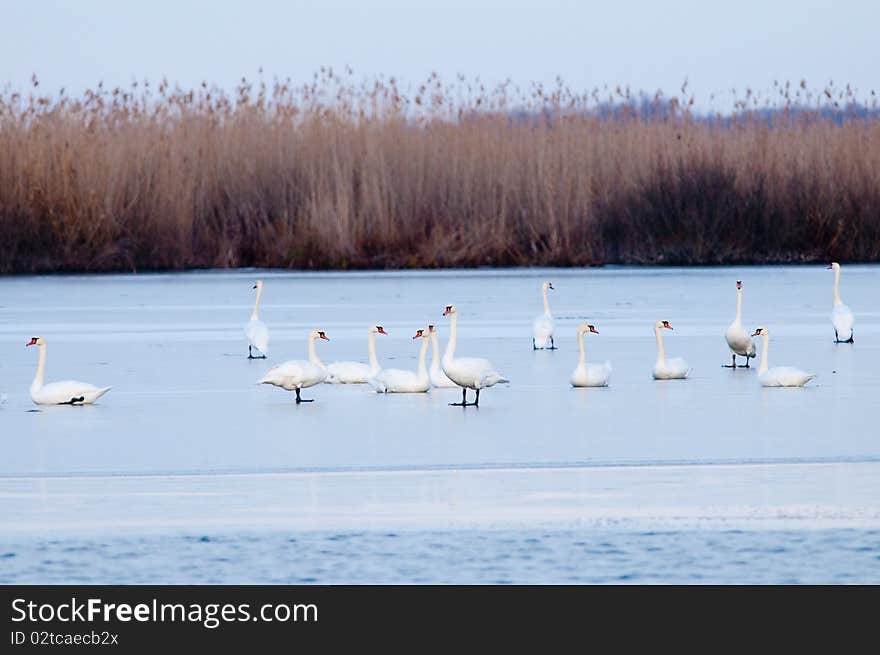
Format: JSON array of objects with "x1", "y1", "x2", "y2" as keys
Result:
[
  {"x1": 368, "y1": 329, "x2": 431, "y2": 393},
  {"x1": 532, "y1": 281, "x2": 555, "y2": 349},
  {"x1": 325, "y1": 325, "x2": 386, "y2": 383},
  {"x1": 259, "y1": 329, "x2": 329, "y2": 403},
  {"x1": 828, "y1": 263, "x2": 854, "y2": 343},
  {"x1": 724, "y1": 280, "x2": 756, "y2": 367},
  {"x1": 752, "y1": 327, "x2": 815, "y2": 387},
  {"x1": 27, "y1": 336, "x2": 111, "y2": 405},
  {"x1": 570, "y1": 323, "x2": 611, "y2": 387},
  {"x1": 428, "y1": 325, "x2": 457, "y2": 388},
  {"x1": 442, "y1": 304, "x2": 508, "y2": 406},
  {"x1": 245, "y1": 280, "x2": 269, "y2": 358},
  {"x1": 652, "y1": 320, "x2": 690, "y2": 380}
]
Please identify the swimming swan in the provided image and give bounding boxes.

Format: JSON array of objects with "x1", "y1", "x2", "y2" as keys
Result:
[
  {"x1": 532, "y1": 281, "x2": 556, "y2": 349},
  {"x1": 724, "y1": 279, "x2": 756, "y2": 368},
  {"x1": 27, "y1": 336, "x2": 111, "y2": 405},
  {"x1": 245, "y1": 280, "x2": 269, "y2": 359},
  {"x1": 325, "y1": 325, "x2": 387, "y2": 383},
  {"x1": 827, "y1": 263, "x2": 854, "y2": 343},
  {"x1": 258, "y1": 329, "x2": 329, "y2": 403},
  {"x1": 751, "y1": 327, "x2": 815, "y2": 387},
  {"x1": 570, "y1": 323, "x2": 611, "y2": 387},
  {"x1": 652, "y1": 320, "x2": 690, "y2": 380},
  {"x1": 442, "y1": 304, "x2": 509, "y2": 406},
  {"x1": 368, "y1": 329, "x2": 431, "y2": 393},
  {"x1": 428, "y1": 325, "x2": 457, "y2": 388}
]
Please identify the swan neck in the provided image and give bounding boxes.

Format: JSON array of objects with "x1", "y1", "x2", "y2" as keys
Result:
[
  {"x1": 308, "y1": 334, "x2": 323, "y2": 367},
  {"x1": 542, "y1": 286, "x2": 551, "y2": 316},
  {"x1": 430, "y1": 332, "x2": 441, "y2": 371},
  {"x1": 654, "y1": 326, "x2": 666, "y2": 364},
  {"x1": 417, "y1": 337, "x2": 429, "y2": 379},
  {"x1": 368, "y1": 329, "x2": 380, "y2": 373},
  {"x1": 759, "y1": 332, "x2": 769, "y2": 373},
  {"x1": 251, "y1": 284, "x2": 263, "y2": 320},
  {"x1": 735, "y1": 288, "x2": 743, "y2": 324},
  {"x1": 577, "y1": 329, "x2": 586, "y2": 366},
  {"x1": 833, "y1": 266, "x2": 842, "y2": 305},
  {"x1": 31, "y1": 343, "x2": 46, "y2": 393},
  {"x1": 444, "y1": 313, "x2": 457, "y2": 361}
]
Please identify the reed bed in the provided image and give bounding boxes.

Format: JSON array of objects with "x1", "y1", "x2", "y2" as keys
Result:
[{"x1": 1, "y1": 72, "x2": 878, "y2": 273}]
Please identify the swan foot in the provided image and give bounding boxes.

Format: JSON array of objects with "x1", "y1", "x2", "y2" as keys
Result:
[
  {"x1": 834, "y1": 335, "x2": 854, "y2": 344},
  {"x1": 722, "y1": 354, "x2": 737, "y2": 368},
  {"x1": 294, "y1": 389, "x2": 314, "y2": 404},
  {"x1": 247, "y1": 346, "x2": 267, "y2": 359},
  {"x1": 60, "y1": 396, "x2": 85, "y2": 405}
]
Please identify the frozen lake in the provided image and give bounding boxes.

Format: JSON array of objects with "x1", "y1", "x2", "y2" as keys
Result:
[{"x1": 1, "y1": 266, "x2": 878, "y2": 583}]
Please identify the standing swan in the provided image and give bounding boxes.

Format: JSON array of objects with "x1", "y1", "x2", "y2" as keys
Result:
[
  {"x1": 428, "y1": 325, "x2": 457, "y2": 388},
  {"x1": 532, "y1": 281, "x2": 556, "y2": 349},
  {"x1": 652, "y1": 321, "x2": 690, "y2": 380},
  {"x1": 325, "y1": 325, "x2": 387, "y2": 383},
  {"x1": 751, "y1": 327, "x2": 815, "y2": 387},
  {"x1": 27, "y1": 336, "x2": 111, "y2": 405},
  {"x1": 442, "y1": 304, "x2": 509, "y2": 406},
  {"x1": 570, "y1": 323, "x2": 611, "y2": 387},
  {"x1": 723, "y1": 280, "x2": 756, "y2": 368},
  {"x1": 368, "y1": 329, "x2": 431, "y2": 393},
  {"x1": 258, "y1": 329, "x2": 329, "y2": 403},
  {"x1": 245, "y1": 280, "x2": 269, "y2": 359},
  {"x1": 827, "y1": 263, "x2": 854, "y2": 343}
]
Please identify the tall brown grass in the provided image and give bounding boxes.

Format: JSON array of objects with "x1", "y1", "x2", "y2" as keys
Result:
[{"x1": 1, "y1": 72, "x2": 879, "y2": 273}]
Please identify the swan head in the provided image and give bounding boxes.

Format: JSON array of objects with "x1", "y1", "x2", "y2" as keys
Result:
[
  {"x1": 655, "y1": 320, "x2": 673, "y2": 330},
  {"x1": 578, "y1": 323, "x2": 599, "y2": 335},
  {"x1": 428, "y1": 324, "x2": 437, "y2": 333},
  {"x1": 736, "y1": 280, "x2": 742, "y2": 290},
  {"x1": 370, "y1": 325, "x2": 388, "y2": 335},
  {"x1": 442, "y1": 304, "x2": 457, "y2": 316},
  {"x1": 827, "y1": 262, "x2": 839, "y2": 271},
  {"x1": 543, "y1": 281, "x2": 554, "y2": 292},
  {"x1": 26, "y1": 336, "x2": 45, "y2": 347},
  {"x1": 751, "y1": 326, "x2": 766, "y2": 337},
  {"x1": 310, "y1": 329, "x2": 330, "y2": 342},
  {"x1": 253, "y1": 280, "x2": 263, "y2": 291},
  {"x1": 412, "y1": 329, "x2": 427, "y2": 340}
]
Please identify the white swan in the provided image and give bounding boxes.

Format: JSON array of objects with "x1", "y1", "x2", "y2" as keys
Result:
[
  {"x1": 258, "y1": 329, "x2": 329, "y2": 403},
  {"x1": 442, "y1": 304, "x2": 509, "y2": 406},
  {"x1": 27, "y1": 336, "x2": 111, "y2": 405},
  {"x1": 532, "y1": 281, "x2": 556, "y2": 349},
  {"x1": 570, "y1": 323, "x2": 611, "y2": 387},
  {"x1": 368, "y1": 329, "x2": 431, "y2": 393},
  {"x1": 723, "y1": 279, "x2": 756, "y2": 368},
  {"x1": 652, "y1": 320, "x2": 690, "y2": 380},
  {"x1": 428, "y1": 325, "x2": 457, "y2": 388},
  {"x1": 751, "y1": 327, "x2": 815, "y2": 387},
  {"x1": 245, "y1": 280, "x2": 269, "y2": 359},
  {"x1": 325, "y1": 325, "x2": 387, "y2": 383},
  {"x1": 827, "y1": 262, "x2": 854, "y2": 343}
]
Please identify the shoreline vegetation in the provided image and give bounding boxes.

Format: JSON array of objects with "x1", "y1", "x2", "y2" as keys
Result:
[{"x1": 1, "y1": 71, "x2": 879, "y2": 273}]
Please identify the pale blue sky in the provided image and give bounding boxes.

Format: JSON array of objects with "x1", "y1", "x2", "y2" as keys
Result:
[{"x1": 2, "y1": 0, "x2": 877, "y2": 109}]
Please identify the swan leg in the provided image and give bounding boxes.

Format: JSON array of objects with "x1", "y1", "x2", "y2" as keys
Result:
[
  {"x1": 742, "y1": 358, "x2": 750, "y2": 368},
  {"x1": 548, "y1": 336, "x2": 557, "y2": 350},
  {"x1": 473, "y1": 389, "x2": 480, "y2": 406},
  {"x1": 248, "y1": 345, "x2": 266, "y2": 359},
  {"x1": 60, "y1": 396, "x2": 85, "y2": 405},
  {"x1": 295, "y1": 388, "x2": 314, "y2": 404},
  {"x1": 723, "y1": 354, "x2": 736, "y2": 368},
  {"x1": 834, "y1": 329, "x2": 840, "y2": 343},
  {"x1": 532, "y1": 338, "x2": 537, "y2": 351},
  {"x1": 449, "y1": 388, "x2": 477, "y2": 407}
]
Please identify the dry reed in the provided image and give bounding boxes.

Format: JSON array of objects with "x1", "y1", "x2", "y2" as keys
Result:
[{"x1": 1, "y1": 71, "x2": 878, "y2": 273}]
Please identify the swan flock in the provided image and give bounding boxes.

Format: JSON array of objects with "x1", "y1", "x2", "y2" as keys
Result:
[{"x1": 18, "y1": 265, "x2": 855, "y2": 407}]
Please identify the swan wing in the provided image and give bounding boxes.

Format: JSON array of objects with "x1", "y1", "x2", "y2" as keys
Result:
[
  {"x1": 260, "y1": 360, "x2": 326, "y2": 388},
  {"x1": 245, "y1": 319, "x2": 269, "y2": 355},
  {"x1": 443, "y1": 357, "x2": 507, "y2": 388},
  {"x1": 34, "y1": 380, "x2": 111, "y2": 405},
  {"x1": 532, "y1": 314, "x2": 553, "y2": 347},
  {"x1": 725, "y1": 323, "x2": 755, "y2": 356},
  {"x1": 369, "y1": 368, "x2": 427, "y2": 393},
  {"x1": 762, "y1": 366, "x2": 815, "y2": 387},
  {"x1": 832, "y1": 304, "x2": 854, "y2": 337},
  {"x1": 326, "y1": 361, "x2": 371, "y2": 384}
]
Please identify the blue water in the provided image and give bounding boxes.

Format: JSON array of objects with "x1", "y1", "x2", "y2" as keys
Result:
[{"x1": 2, "y1": 529, "x2": 878, "y2": 584}]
